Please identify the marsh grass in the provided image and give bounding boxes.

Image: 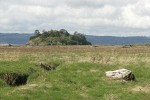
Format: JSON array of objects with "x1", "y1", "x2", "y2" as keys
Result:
[{"x1": 0, "y1": 46, "x2": 150, "y2": 99}]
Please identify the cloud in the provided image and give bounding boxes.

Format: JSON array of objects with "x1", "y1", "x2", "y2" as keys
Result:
[{"x1": 0, "y1": 0, "x2": 150, "y2": 36}]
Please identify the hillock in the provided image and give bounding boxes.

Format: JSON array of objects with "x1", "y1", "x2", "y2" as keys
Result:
[{"x1": 28, "y1": 29, "x2": 91, "y2": 45}]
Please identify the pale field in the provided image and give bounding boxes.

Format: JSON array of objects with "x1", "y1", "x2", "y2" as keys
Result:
[{"x1": 0, "y1": 45, "x2": 150, "y2": 65}]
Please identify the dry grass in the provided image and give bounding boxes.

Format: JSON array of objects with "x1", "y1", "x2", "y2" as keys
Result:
[
  {"x1": 104, "y1": 94, "x2": 119, "y2": 100},
  {"x1": 0, "y1": 46, "x2": 150, "y2": 65},
  {"x1": 130, "y1": 85, "x2": 150, "y2": 93}
]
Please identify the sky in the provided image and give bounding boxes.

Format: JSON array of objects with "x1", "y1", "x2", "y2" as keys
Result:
[{"x1": 0, "y1": 0, "x2": 150, "y2": 36}]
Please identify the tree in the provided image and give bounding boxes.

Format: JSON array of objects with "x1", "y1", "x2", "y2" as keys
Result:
[
  {"x1": 72, "y1": 32, "x2": 91, "y2": 45},
  {"x1": 59, "y1": 29, "x2": 69, "y2": 36},
  {"x1": 34, "y1": 30, "x2": 40, "y2": 36}
]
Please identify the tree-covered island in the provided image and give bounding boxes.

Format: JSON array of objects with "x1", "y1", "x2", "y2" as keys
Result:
[{"x1": 28, "y1": 29, "x2": 91, "y2": 46}]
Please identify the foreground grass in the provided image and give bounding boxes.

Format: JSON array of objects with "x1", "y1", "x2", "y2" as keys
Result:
[{"x1": 0, "y1": 46, "x2": 150, "y2": 100}]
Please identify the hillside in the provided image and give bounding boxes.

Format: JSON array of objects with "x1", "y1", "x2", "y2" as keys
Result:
[
  {"x1": 0, "y1": 33, "x2": 32, "y2": 45},
  {"x1": 86, "y1": 35, "x2": 150, "y2": 45},
  {"x1": 0, "y1": 33, "x2": 150, "y2": 45}
]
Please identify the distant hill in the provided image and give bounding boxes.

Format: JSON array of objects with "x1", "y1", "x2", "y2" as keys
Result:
[
  {"x1": 28, "y1": 29, "x2": 91, "y2": 45},
  {"x1": 0, "y1": 33, "x2": 32, "y2": 45},
  {"x1": 0, "y1": 33, "x2": 150, "y2": 45},
  {"x1": 86, "y1": 35, "x2": 150, "y2": 45}
]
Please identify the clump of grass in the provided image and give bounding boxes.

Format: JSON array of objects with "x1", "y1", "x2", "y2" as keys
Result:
[{"x1": 0, "y1": 79, "x2": 8, "y2": 87}]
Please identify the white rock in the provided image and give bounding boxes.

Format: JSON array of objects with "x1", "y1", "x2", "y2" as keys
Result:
[{"x1": 105, "y1": 69, "x2": 135, "y2": 80}]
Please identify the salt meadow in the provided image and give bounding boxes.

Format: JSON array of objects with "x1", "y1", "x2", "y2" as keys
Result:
[{"x1": 0, "y1": 45, "x2": 150, "y2": 99}]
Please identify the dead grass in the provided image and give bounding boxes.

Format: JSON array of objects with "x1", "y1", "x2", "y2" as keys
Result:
[
  {"x1": 104, "y1": 94, "x2": 119, "y2": 100},
  {"x1": 90, "y1": 69, "x2": 97, "y2": 73},
  {"x1": 17, "y1": 84, "x2": 38, "y2": 90},
  {"x1": 0, "y1": 46, "x2": 150, "y2": 65},
  {"x1": 130, "y1": 85, "x2": 150, "y2": 93},
  {"x1": 0, "y1": 52, "x2": 21, "y2": 61}
]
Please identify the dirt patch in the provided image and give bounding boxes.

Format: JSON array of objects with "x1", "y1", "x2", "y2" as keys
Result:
[
  {"x1": 131, "y1": 85, "x2": 150, "y2": 93},
  {"x1": 90, "y1": 69, "x2": 97, "y2": 73},
  {"x1": 104, "y1": 93, "x2": 119, "y2": 100},
  {"x1": 17, "y1": 84, "x2": 38, "y2": 90},
  {"x1": 38, "y1": 63, "x2": 58, "y2": 71},
  {"x1": 0, "y1": 73, "x2": 29, "y2": 86}
]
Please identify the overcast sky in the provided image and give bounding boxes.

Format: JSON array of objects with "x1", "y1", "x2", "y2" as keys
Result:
[{"x1": 0, "y1": 0, "x2": 150, "y2": 36}]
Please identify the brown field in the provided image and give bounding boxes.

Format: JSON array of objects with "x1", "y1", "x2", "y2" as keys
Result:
[
  {"x1": 0, "y1": 45, "x2": 150, "y2": 65},
  {"x1": 0, "y1": 45, "x2": 150, "y2": 53}
]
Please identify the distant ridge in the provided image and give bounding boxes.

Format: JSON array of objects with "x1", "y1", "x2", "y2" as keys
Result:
[
  {"x1": 86, "y1": 35, "x2": 150, "y2": 45},
  {"x1": 0, "y1": 33, "x2": 32, "y2": 45},
  {"x1": 0, "y1": 33, "x2": 150, "y2": 45}
]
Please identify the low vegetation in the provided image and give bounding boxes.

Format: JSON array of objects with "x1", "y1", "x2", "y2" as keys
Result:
[
  {"x1": 28, "y1": 29, "x2": 91, "y2": 45},
  {"x1": 0, "y1": 46, "x2": 150, "y2": 99}
]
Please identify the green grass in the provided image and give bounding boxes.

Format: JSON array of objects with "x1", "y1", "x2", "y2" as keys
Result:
[
  {"x1": 0, "y1": 61, "x2": 38, "y2": 74},
  {"x1": 0, "y1": 46, "x2": 150, "y2": 100}
]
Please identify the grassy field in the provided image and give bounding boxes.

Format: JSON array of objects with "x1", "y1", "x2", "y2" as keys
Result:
[{"x1": 0, "y1": 45, "x2": 150, "y2": 100}]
